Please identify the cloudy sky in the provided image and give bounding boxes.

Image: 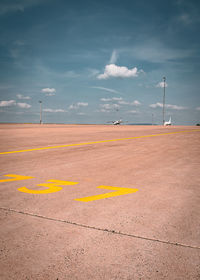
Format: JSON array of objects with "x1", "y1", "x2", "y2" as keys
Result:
[{"x1": 0, "y1": 0, "x2": 200, "y2": 124}]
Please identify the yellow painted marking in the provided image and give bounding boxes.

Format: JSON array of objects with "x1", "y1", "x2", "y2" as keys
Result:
[
  {"x1": 0, "y1": 129, "x2": 199, "y2": 155},
  {"x1": 0, "y1": 174, "x2": 33, "y2": 182},
  {"x1": 75, "y1": 185, "x2": 138, "y2": 202},
  {"x1": 18, "y1": 179, "x2": 78, "y2": 194}
]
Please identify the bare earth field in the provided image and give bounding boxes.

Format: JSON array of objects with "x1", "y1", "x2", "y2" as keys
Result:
[{"x1": 0, "y1": 124, "x2": 200, "y2": 280}]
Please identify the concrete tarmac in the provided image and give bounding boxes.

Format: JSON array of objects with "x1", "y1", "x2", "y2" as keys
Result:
[{"x1": 0, "y1": 124, "x2": 200, "y2": 279}]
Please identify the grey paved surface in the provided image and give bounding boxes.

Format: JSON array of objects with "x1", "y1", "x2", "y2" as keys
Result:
[{"x1": 0, "y1": 124, "x2": 200, "y2": 279}]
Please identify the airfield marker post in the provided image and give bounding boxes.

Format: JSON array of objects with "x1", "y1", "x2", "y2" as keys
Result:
[
  {"x1": 163, "y1": 77, "x2": 166, "y2": 125},
  {"x1": 39, "y1": 101, "x2": 42, "y2": 124}
]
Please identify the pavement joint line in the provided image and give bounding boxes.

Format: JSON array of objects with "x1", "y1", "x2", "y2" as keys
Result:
[
  {"x1": 1, "y1": 206, "x2": 200, "y2": 251},
  {"x1": 0, "y1": 129, "x2": 200, "y2": 155}
]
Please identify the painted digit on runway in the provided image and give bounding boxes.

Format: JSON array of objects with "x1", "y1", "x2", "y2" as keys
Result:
[
  {"x1": 0, "y1": 174, "x2": 33, "y2": 182},
  {"x1": 75, "y1": 185, "x2": 138, "y2": 202},
  {"x1": 18, "y1": 179, "x2": 78, "y2": 194}
]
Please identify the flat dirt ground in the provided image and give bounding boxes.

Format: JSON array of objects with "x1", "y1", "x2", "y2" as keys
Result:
[{"x1": 0, "y1": 124, "x2": 200, "y2": 280}]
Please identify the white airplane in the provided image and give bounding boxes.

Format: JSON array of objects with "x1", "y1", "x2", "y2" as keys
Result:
[
  {"x1": 107, "y1": 119, "x2": 124, "y2": 125},
  {"x1": 164, "y1": 116, "x2": 172, "y2": 126}
]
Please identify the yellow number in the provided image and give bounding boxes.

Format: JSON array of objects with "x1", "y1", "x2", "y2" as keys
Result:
[
  {"x1": 75, "y1": 185, "x2": 138, "y2": 202},
  {"x1": 0, "y1": 174, "x2": 33, "y2": 182},
  {"x1": 18, "y1": 179, "x2": 78, "y2": 194}
]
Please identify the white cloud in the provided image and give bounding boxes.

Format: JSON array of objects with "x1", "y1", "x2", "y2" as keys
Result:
[
  {"x1": 132, "y1": 100, "x2": 141, "y2": 106},
  {"x1": 166, "y1": 104, "x2": 187, "y2": 110},
  {"x1": 101, "y1": 98, "x2": 112, "y2": 102},
  {"x1": 77, "y1": 112, "x2": 86, "y2": 115},
  {"x1": 118, "y1": 100, "x2": 129, "y2": 105},
  {"x1": 0, "y1": 100, "x2": 16, "y2": 107},
  {"x1": 118, "y1": 99, "x2": 141, "y2": 106},
  {"x1": 0, "y1": 100, "x2": 31, "y2": 109},
  {"x1": 109, "y1": 50, "x2": 118, "y2": 64},
  {"x1": 91, "y1": 86, "x2": 120, "y2": 94},
  {"x1": 100, "y1": 103, "x2": 120, "y2": 110},
  {"x1": 45, "y1": 93, "x2": 56, "y2": 96},
  {"x1": 17, "y1": 102, "x2": 31, "y2": 109},
  {"x1": 112, "y1": 97, "x2": 123, "y2": 101},
  {"x1": 43, "y1": 108, "x2": 67, "y2": 113},
  {"x1": 100, "y1": 97, "x2": 141, "y2": 106},
  {"x1": 101, "y1": 97, "x2": 123, "y2": 102},
  {"x1": 17, "y1": 94, "x2": 31, "y2": 100},
  {"x1": 156, "y1": 82, "x2": 168, "y2": 88},
  {"x1": 97, "y1": 64, "x2": 142, "y2": 79},
  {"x1": 69, "y1": 102, "x2": 88, "y2": 110},
  {"x1": 77, "y1": 102, "x2": 88, "y2": 107},
  {"x1": 150, "y1": 102, "x2": 187, "y2": 110},
  {"x1": 128, "y1": 110, "x2": 138, "y2": 114},
  {"x1": 41, "y1": 88, "x2": 56, "y2": 93},
  {"x1": 150, "y1": 103, "x2": 162, "y2": 108}
]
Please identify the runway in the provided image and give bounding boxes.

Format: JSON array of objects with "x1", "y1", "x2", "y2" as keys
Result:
[{"x1": 0, "y1": 124, "x2": 200, "y2": 279}]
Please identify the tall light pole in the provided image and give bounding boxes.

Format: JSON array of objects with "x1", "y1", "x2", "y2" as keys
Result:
[
  {"x1": 152, "y1": 113, "x2": 154, "y2": 125},
  {"x1": 39, "y1": 101, "x2": 42, "y2": 124},
  {"x1": 162, "y1": 77, "x2": 166, "y2": 125}
]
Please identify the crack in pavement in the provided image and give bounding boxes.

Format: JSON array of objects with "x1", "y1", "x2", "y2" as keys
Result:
[{"x1": 1, "y1": 206, "x2": 200, "y2": 250}]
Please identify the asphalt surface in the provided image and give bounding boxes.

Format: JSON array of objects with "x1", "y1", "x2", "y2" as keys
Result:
[{"x1": 0, "y1": 124, "x2": 200, "y2": 280}]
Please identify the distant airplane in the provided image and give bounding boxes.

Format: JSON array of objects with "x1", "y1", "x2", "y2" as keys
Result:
[
  {"x1": 164, "y1": 116, "x2": 172, "y2": 126},
  {"x1": 107, "y1": 119, "x2": 125, "y2": 125}
]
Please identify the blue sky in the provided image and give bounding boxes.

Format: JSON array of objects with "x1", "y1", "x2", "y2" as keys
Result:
[{"x1": 0, "y1": 0, "x2": 200, "y2": 125}]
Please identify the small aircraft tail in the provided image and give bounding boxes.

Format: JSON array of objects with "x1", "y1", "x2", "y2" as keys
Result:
[{"x1": 164, "y1": 116, "x2": 172, "y2": 126}]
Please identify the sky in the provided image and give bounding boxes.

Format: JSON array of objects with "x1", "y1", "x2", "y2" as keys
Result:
[{"x1": 0, "y1": 0, "x2": 200, "y2": 125}]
